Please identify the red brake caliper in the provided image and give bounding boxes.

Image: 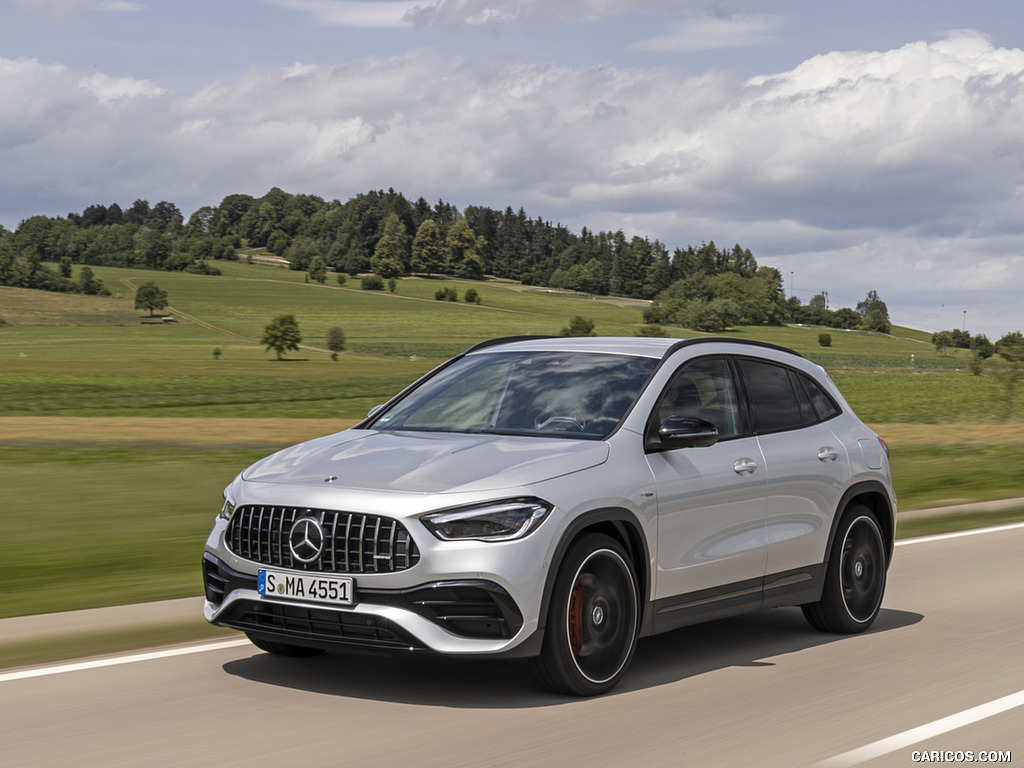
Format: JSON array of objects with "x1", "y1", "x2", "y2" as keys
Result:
[{"x1": 568, "y1": 579, "x2": 584, "y2": 655}]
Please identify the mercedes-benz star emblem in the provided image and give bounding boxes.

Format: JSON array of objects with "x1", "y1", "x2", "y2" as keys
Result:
[{"x1": 288, "y1": 517, "x2": 325, "y2": 563}]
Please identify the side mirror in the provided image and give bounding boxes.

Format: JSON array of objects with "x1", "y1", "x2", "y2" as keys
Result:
[
  {"x1": 649, "y1": 416, "x2": 719, "y2": 451},
  {"x1": 367, "y1": 404, "x2": 384, "y2": 419}
]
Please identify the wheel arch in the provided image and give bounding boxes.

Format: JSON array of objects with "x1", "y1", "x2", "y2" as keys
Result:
[
  {"x1": 825, "y1": 481, "x2": 897, "y2": 567},
  {"x1": 538, "y1": 507, "x2": 651, "y2": 634}
]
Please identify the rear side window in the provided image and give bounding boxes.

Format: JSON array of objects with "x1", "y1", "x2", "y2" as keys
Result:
[
  {"x1": 739, "y1": 359, "x2": 803, "y2": 432},
  {"x1": 738, "y1": 359, "x2": 840, "y2": 433}
]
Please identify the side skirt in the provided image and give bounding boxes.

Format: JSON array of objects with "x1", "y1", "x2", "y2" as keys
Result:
[{"x1": 647, "y1": 565, "x2": 824, "y2": 636}]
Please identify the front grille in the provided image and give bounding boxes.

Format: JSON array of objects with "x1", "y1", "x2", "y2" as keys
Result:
[{"x1": 226, "y1": 505, "x2": 420, "y2": 574}]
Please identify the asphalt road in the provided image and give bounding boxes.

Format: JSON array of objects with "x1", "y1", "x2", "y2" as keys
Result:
[{"x1": 3, "y1": 524, "x2": 1021, "y2": 768}]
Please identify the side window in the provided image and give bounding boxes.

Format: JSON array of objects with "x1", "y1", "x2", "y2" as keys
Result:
[
  {"x1": 795, "y1": 371, "x2": 841, "y2": 421},
  {"x1": 737, "y1": 359, "x2": 806, "y2": 433},
  {"x1": 654, "y1": 358, "x2": 743, "y2": 439}
]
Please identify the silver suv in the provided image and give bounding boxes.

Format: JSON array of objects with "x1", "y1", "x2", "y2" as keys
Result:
[{"x1": 203, "y1": 336, "x2": 895, "y2": 695}]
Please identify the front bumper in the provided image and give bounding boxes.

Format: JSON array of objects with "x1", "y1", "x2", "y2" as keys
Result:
[{"x1": 202, "y1": 553, "x2": 542, "y2": 657}]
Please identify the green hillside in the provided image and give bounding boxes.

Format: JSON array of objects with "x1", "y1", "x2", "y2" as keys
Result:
[{"x1": 0, "y1": 262, "x2": 997, "y2": 423}]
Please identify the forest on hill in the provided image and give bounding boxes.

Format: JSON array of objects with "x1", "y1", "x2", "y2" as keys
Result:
[{"x1": 0, "y1": 187, "x2": 888, "y2": 333}]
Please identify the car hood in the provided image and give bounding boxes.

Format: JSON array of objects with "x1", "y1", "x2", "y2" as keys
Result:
[{"x1": 241, "y1": 429, "x2": 610, "y2": 494}]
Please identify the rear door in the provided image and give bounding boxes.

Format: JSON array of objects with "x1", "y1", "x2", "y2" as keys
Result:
[{"x1": 735, "y1": 358, "x2": 850, "y2": 582}]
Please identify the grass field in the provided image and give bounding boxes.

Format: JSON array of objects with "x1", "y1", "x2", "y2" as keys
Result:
[{"x1": 1, "y1": 262, "x2": 1021, "y2": 620}]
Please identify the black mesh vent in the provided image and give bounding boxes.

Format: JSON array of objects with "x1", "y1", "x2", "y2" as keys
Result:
[{"x1": 221, "y1": 601, "x2": 424, "y2": 651}]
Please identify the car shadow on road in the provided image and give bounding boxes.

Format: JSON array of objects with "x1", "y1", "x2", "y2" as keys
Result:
[{"x1": 221, "y1": 606, "x2": 922, "y2": 708}]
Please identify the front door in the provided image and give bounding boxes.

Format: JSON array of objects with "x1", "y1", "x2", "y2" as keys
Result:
[{"x1": 646, "y1": 357, "x2": 768, "y2": 602}]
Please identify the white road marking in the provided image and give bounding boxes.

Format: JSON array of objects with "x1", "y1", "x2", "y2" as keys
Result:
[
  {"x1": 816, "y1": 522, "x2": 1024, "y2": 766},
  {"x1": 0, "y1": 638, "x2": 251, "y2": 683},
  {"x1": 817, "y1": 689, "x2": 1024, "y2": 767},
  {"x1": 895, "y1": 520, "x2": 1024, "y2": 547}
]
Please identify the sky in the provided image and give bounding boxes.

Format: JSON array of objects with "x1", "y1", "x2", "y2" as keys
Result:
[{"x1": 2, "y1": 0, "x2": 1024, "y2": 339}]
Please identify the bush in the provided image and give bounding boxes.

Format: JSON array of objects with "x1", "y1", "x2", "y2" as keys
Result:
[
  {"x1": 559, "y1": 316, "x2": 596, "y2": 337},
  {"x1": 361, "y1": 274, "x2": 385, "y2": 291},
  {"x1": 464, "y1": 288, "x2": 481, "y2": 304},
  {"x1": 335, "y1": 273, "x2": 347, "y2": 286},
  {"x1": 434, "y1": 287, "x2": 458, "y2": 301},
  {"x1": 818, "y1": 333, "x2": 832, "y2": 347},
  {"x1": 636, "y1": 324, "x2": 667, "y2": 337}
]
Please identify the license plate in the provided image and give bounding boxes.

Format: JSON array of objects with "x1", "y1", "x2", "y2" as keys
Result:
[{"x1": 258, "y1": 569, "x2": 354, "y2": 606}]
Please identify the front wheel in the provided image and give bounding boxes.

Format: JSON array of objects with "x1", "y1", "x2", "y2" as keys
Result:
[
  {"x1": 531, "y1": 533, "x2": 639, "y2": 696},
  {"x1": 802, "y1": 504, "x2": 887, "y2": 633}
]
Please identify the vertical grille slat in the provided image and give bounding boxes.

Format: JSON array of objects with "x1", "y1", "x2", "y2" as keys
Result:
[
  {"x1": 226, "y1": 506, "x2": 419, "y2": 574},
  {"x1": 357, "y1": 516, "x2": 367, "y2": 573},
  {"x1": 276, "y1": 508, "x2": 287, "y2": 567},
  {"x1": 329, "y1": 513, "x2": 338, "y2": 571},
  {"x1": 343, "y1": 514, "x2": 353, "y2": 573}
]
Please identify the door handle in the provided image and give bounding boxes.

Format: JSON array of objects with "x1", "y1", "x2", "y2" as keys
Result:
[
  {"x1": 817, "y1": 447, "x2": 839, "y2": 462},
  {"x1": 733, "y1": 458, "x2": 759, "y2": 475}
]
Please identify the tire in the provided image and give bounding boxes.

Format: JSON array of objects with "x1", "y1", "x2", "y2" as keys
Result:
[
  {"x1": 531, "y1": 533, "x2": 640, "y2": 696},
  {"x1": 802, "y1": 503, "x2": 887, "y2": 633},
  {"x1": 245, "y1": 632, "x2": 327, "y2": 657}
]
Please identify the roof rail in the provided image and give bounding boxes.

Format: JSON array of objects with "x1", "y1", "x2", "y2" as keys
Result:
[
  {"x1": 464, "y1": 335, "x2": 557, "y2": 353},
  {"x1": 665, "y1": 336, "x2": 804, "y2": 359}
]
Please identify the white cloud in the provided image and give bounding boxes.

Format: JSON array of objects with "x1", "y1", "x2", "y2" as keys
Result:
[
  {"x1": 13, "y1": 0, "x2": 142, "y2": 17},
  {"x1": 3, "y1": 31, "x2": 1024, "y2": 334},
  {"x1": 97, "y1": 1, "x2": 143, "y2": 11},
  {"x1": 634, "y1": 13, "x2": 780, "y2": 52},
  {"x1": 78, "y1": 72, "x2": 164, "y2": 102},
  {"x1": 268, "y1": 0, "x2": 421, "y2": 29},
  {"x1": 269, "y1": 0, "x2": 683, "y2": 29}
]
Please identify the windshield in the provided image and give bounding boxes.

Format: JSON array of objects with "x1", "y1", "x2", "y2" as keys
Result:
[{"x1": 370, "y1": 351, "x2": 659, "y2": 439}]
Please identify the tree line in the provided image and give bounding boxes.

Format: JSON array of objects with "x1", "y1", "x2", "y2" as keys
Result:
[{"x1": 2, "y1": 187, "x2": 886, "y2": 332}]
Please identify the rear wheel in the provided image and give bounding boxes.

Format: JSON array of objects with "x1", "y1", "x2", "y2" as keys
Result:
[
  {"x1": 531, "y1": 533, "x2": 639, "y2": 696},
  {"x1": 245, "y1": 632, "x2": 326, "y2": 657},
  {"x1": 803, "y1": 503, "x2": 887, "y2": 633}
]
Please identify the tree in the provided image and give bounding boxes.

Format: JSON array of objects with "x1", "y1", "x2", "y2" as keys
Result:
[
  {"x1": 370, "y1": 230, "x2": 405, "y2": 278},
  {"x1": 308, "y1": 254, "x2": 328, "y2": 284},
  {"x1": 78, "y1": 266, "x2": 110, "y2": 296},
  {"x1": 445, "y1": 218, "x2": 486, "y2": 279},
  {"x1": 411, "y1": 219, "x2": 446, "y2": 276},
  {"x1": 134, "y1": 281, "x2": 168, "y2": 315},
  {"x1": 684, "y1": 297, "x2": 740, "y2": 332},
  {"x1": 856, "y1": 290, "x2": 890, "y2": 332},
  {"x1": 863, "y1": 308, "x2": 891, "y2": 334},
  {"x1": 971, "y1": 334, "x2": 995, "y2": 359},
  {"x1": 994, "y1": 332, "x2": 1024, "y2": 422},
  {"x1": 261, "y1": 314, "x2": 302, "y2": 360},
  {"x1": 932, "y1": 331, "x2": 954, "y2": 356},
  {"x1": 325, "y1": 326, "x2": 346, "y2": 361}
]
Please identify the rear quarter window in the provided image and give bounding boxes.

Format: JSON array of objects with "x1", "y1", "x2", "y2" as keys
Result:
[{"x1": 738, "y1": 358, "x2": 840, "y2": 433}]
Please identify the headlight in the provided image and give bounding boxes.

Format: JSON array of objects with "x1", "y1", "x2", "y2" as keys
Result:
[
  {"x1": 219, "y1": 491, "x2": 237, "y2": 520},
  {"x1": 421, "y1": 498, "x2": 552, "y2": 542}
]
